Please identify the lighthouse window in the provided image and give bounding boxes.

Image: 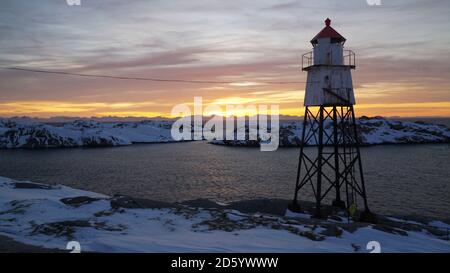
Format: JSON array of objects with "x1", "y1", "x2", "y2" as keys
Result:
[{"x1": 324, "y1": 75, "x2": 330, "y2": 88}]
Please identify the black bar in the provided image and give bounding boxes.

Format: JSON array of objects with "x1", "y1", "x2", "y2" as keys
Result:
[{"x1": 1, "y1": 253, "x2": 448, "y2": 272}]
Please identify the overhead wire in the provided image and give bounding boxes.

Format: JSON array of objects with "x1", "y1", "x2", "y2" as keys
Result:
[{"x1": 1, "y1": 67, "x2": 312, "y2": 85}]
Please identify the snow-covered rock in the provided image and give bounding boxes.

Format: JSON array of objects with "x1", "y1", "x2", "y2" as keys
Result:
[
  {"x1": 0, "y1": 119, "x2": 174, "y2": 149},
  {"x1": 0, "y1": 176, "x2": 449, "y2": 253},
  {"x1": 1, "y1": 117, "x2": 448, "y2": 149},
  {"x1": 211, "y1": 116, "x2": 450, "y2": 147}
]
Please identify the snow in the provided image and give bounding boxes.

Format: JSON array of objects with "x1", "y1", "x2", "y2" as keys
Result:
[
  {"x1": 212, "y1": 117, "x2": 450, "y2": 147},
  {"x1": 0, "y1": 176, "x2": 449, "y2": 253},
  {"x1": 284, "y1": 210, "x2": 311, "y2": 219},
  {"x1": 1, "y1": 117, "x2": 448, "y2": 149},
  {"x1": 0, "y1": 119, "x2": 175, "y2": 148},
  {"x1": 386, "y1": 217, "x2": 425, "y2": 226},
  {"x1": 429, "y1": 221, "x2": 450, "y2": 230}
]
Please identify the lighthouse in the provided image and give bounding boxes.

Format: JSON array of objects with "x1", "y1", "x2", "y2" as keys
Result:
[
  {"x1": 291, "y1": 18, "x2": 376, "y2": 222},
  {"x1": 304, "y1": 18, "x2": 355, "y2": 106}
]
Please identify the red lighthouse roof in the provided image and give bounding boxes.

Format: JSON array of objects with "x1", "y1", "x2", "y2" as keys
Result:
[{"x1": 310, "y1": 18, "x2": 346, "y2": 44}]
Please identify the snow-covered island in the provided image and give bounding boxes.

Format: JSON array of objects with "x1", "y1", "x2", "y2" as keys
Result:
[
  {"x1": 211, "y1": 116, "x2": 450, "y2": 147},
  {"x1": 0, "y1": 117, "x2": 449, "y2": 149},
  {"x1": 0, "y1": 176, "x2": 449, "y2": 253},
  {"x1": 0, "y1": 119, "x2": 174, "y2": 148}
]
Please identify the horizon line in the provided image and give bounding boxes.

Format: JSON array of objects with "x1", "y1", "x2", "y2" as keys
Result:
[{"x1": 2, "y1": 114, "x2": 450, "y2": 121}]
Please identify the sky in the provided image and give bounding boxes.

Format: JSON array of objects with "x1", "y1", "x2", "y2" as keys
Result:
[{"x1": 0, "y1": 0, "x2": 449, "y2": 118}]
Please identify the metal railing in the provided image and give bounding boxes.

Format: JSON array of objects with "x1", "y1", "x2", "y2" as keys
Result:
[
  {"x1": 301, "y1": 51, "x2": 313, "y2": 70},
  {"x1": 302, "y1": 49, "x2": 356, "y2": 70},
  {"x1": 343, "y1": 50, "x2": 356, "y2": 68}
]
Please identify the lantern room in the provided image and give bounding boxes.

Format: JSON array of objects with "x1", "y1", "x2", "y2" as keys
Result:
[{"x1": 302, "y1": 18, "x2": 355, "y2": 70}]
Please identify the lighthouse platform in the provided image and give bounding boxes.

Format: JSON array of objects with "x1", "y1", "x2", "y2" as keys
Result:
[{"x1": 302, "y1": 50, "x2": 356, "y2": 71}]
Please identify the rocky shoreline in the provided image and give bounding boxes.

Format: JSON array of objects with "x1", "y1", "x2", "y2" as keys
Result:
[{"x1": 1, "y1": 177, "x2": 449, "y2": 252}]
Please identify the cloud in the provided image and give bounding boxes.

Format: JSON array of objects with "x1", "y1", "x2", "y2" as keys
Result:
[
  {"x1": 0, "y1": 0, "x2": 449, "y2": 117},
  {"x1": 79, "y1": 49, "x2": 202, "y2": 71}
]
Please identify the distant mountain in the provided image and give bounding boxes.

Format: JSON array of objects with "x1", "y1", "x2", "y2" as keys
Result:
[{"x1": 3, "y1": 116, "x2": 176, "y2": 123}]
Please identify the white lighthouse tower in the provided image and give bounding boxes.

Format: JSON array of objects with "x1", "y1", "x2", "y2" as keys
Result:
[
  {"x1": 291, "y1": 19, "x2": 376, "y2": 223},
  {"x1": 303, "y1": 18, "x2": 355, "y2": 106}
]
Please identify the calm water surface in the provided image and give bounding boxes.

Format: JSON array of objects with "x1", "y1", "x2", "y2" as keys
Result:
[{"x1": 0, "y1": 142, "x2": 449, "y2": 219}]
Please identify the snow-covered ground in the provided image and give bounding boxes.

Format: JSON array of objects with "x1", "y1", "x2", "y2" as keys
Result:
[{"x1": 0, "y1": 176, "x2": 449, "y2": 253}]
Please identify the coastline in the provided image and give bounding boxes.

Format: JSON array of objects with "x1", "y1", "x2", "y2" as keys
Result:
[
  {"x1": 1, "y1": 117, "x2": 449, "y2": 149},
  {"x1": 0, "y1": 234, "x2": 65, "y2": 253},
  {"x1": 1, "y1": 176, "x2": 449, "y2": 253}
]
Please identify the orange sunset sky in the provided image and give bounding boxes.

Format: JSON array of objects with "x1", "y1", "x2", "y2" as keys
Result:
[{"x1": 0, "y1": 0, "x2": 449, "y2": 118}]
